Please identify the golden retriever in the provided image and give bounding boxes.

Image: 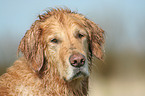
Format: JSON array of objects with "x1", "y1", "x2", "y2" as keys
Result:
[{"x1": 0, "y1": 8, "x2": 104, "y2": 96}]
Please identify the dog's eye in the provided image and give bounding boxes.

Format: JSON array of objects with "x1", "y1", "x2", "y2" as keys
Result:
[
  {"x1": 78, "y1": 33, "x2": 84, "y2": 39},
  {"x1": 51, "y1": 38, "x2": 58, "y2": 43}
]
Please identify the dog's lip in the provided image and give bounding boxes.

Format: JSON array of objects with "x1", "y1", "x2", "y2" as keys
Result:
[
  {"x1": 72, "y1": 71, "x2": 82, "y2": 78},
  {"x1": 63, "y1": 71, "x2": 86, "y2": 82},
  {"x1": 70, "y1": 70, "x2": 88, "y2": 81}
]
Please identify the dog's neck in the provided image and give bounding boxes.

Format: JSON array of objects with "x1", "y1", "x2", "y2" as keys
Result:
[{"x1": 39, "y1": 62, "x2": 88, "y2": 96}]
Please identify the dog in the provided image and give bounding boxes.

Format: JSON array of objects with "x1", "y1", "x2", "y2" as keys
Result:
[{"x1": 0, "y1": 8, "x2": 104, "y2": 96}]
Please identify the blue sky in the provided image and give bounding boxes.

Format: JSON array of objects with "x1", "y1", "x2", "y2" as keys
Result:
[{"x1": 0, "y1": 0, "x2": 145, "y2": 34}]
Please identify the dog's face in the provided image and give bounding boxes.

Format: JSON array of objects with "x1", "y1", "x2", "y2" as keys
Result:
[
  {"x1": 18, "y1": 9, "x2": 104, "y2": 82},
  {"x1": 41, "y1": 15, "x2": 90, "y2": 81}
]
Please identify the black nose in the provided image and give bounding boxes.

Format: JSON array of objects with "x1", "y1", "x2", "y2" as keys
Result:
[{"x1": 69, "y1": 53, "x2": 85, "y2": 68}]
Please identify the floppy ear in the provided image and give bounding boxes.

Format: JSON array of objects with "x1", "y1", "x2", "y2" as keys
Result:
[
  {"x1": 18, "y1": 20, "x2": 45, "y2": 72},
  {"x1": 86, "y1": 19, "x2": 105, "y2": 60}
]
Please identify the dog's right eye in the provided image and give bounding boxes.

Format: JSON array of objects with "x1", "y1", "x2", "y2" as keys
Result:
[{"x1": 51, "y1": 38, "x2": 58, "y2": 43}]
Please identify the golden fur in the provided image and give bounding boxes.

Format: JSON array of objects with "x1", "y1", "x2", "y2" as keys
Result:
[{"x1": 0, "y1": 8, "x2": 104, "y2": 96}]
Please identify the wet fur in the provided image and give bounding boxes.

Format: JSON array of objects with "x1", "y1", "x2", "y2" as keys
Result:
[{"x1": 0, "y1": 8, "x2": 104, "y2": 96}]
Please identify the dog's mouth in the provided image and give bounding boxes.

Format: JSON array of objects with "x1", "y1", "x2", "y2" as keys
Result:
[
  {"x1": 71, "y1": 71, "x2": 86, "y2": 80},
  {"x1": 64, "y1": 68, "x2": 89, "y2": 82}
]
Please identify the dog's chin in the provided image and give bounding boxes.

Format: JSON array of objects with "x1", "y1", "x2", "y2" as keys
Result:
[
  {"x1": 70, "y1": 71, "x2": 86, "y2": 81},
  {"x1": 63, "y1": 71, "x2": 89, "y2": 82}
]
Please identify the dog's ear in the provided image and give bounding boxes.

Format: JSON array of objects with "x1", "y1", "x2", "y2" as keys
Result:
[
  {"x1": 85, "y1": 19, "x2": 105, "y2": 60},
  {"x1": 18, "y1": 20, "x2": 45, "y2": 72}
]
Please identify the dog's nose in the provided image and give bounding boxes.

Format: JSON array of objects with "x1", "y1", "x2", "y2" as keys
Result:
[{"x1": 69, "y1": 53, "x2": 85, "y2": 68}]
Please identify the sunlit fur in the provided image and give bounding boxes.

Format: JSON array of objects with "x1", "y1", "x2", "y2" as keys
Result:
[{"x1": 0, "y1": 8, "x2": 104, "y2": 96}]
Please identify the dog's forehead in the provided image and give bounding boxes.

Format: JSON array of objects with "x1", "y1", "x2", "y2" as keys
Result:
[{"x1": 40, "y1": 15, "x2": 86, "y2": 36}]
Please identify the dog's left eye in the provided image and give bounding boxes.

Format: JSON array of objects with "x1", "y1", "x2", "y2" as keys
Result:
[
  {"x1": 51, "y1": 38, "x2": 58, "y2": 43},
  {"x1": 78, "y1": 33, "x2": 84, "y2": 39}
]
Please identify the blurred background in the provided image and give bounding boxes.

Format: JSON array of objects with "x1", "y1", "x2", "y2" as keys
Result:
[{"x1": 0, "y1": 0, "x2": 145, "y2": 96}]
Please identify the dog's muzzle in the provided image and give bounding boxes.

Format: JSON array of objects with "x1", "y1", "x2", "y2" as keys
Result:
[{"x1": 64, "y1": 53, "x2": 89, "y2": 81}]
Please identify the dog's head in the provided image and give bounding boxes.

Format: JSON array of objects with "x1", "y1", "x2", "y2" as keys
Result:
[{"x1": 18, "y1": 8, "x2": 104, "y2": 82}]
